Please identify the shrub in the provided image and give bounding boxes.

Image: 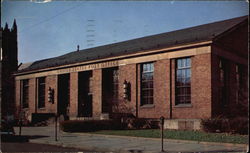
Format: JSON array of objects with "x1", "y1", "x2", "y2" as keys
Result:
[
  {"x1": 201, "y1": 117, "x2": 229, "y2": 133},
  {"x1": 228, "y1": 117, "x2": 248, "y2": 135},
  {"x1": 201, "y1": 117, "x2": 248, "y2": 135},
  {"x1": 60, "y1": 120, "x2": 123, "y2": 132},
  {"x1": 122, "y1": 118, "x2": 159, "y2": 129}
]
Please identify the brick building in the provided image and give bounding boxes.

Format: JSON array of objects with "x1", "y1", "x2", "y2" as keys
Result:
[{"x1": 14, "y1": 16, "x2": 248, "y2": 128}]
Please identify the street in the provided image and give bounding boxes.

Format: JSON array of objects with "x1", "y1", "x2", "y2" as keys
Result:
[{"x1": 1, "y1": 142, "x2": 91, "y2": 152}]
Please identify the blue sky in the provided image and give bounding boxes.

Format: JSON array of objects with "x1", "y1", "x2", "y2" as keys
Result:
[{"x1": 1, "y1": 0, "x2": 248, "y2": 63}]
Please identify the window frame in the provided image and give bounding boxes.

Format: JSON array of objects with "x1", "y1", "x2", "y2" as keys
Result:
[
  {"x1": 175, "y1": 57, "x2": 191, "y2": 105},
  {"x1": 22, "y1": 79, "x2": 29, "y2": 108},
  {"x1": 37, "y1": 77, "x2": 46, "y2": 109},
  {"x1": 112, "y1": 68, "x2": 119, "y2": 103},
  {"x1": 140, "y1": 62, "x2": 154, "y2": 106}
]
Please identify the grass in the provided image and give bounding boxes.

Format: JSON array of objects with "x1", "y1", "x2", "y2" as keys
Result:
[{"x1": 89, "y1": 129, "x2": 248, "y2": 144}]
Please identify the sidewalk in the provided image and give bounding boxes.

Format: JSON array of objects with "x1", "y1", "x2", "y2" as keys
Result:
[{"x1": 14, "y1": 126, "x2": 248, "y2": 153}]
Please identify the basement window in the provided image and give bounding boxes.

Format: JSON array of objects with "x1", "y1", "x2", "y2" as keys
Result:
[{"x1": 175, "y1": 57, "x2": 191, "y2": 105}]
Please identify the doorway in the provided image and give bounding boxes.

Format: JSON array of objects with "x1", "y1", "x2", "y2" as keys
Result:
[
  {"x1": 102, "y1": 67, "x2": 119, "y2": 113},
  {"x1": 57, "y1": 74, "x2": 70, "y2": 119},
  {"x1": 78, "y1": 71, "x2": 93, "y2": 117}
]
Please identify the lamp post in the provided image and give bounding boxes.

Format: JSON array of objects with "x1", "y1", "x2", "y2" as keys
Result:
[
  {"x1": 55, "y1": 113, "x2": 58, "y2": 141},
  {"x1": 160, "y1": 116, "x2": 165, "y2": 152}
]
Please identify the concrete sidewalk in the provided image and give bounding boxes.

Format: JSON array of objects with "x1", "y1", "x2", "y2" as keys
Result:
[{"x1": 14, "y1": 126, "x2": 248, "y2": 153}]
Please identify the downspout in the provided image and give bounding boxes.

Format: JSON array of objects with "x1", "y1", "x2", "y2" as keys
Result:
[
  {"x1": 35, "y1": 79, "x2": 37, "y2": 113},
  {"x1": 135, "y1": 64, "x2": 138, "y2": 118},
  {"x1": 19, "y1": 80, "x2": 22, "y2": 115},
  {"x1": 169, "y1": 59, "x2": 172, "y2": 119}
]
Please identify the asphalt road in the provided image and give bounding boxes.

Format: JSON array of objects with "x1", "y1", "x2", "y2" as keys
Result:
[{"x1": 1, "y1": 142, "x2": 93, "y2": 152}]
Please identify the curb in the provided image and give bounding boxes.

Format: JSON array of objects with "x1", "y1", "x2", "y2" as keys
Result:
[
  {"x1": 29, "y1": 139, "x2": 153, "y2": 153},
  {"x1": 29, "y1": 133, "x2": 248, "y2": 153},
  {"x1": 68, "y1": 132, "x2": 248, "y2": 148}
]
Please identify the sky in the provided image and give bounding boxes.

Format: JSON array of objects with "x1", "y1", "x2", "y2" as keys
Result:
[{"x1": 1, "y1": 0, "x2": 249, "y2": 63}]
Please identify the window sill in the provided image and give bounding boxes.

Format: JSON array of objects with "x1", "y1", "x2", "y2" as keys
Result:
[
  {"x1": 38, "y1": 107, "x2": 46, "y2": 110},
  {"x1": 140, "y1": 104, "x2": 155, "y2": 109},
  {"x1": 174, "y1": 104, "x2": 192, "y2": 108}
]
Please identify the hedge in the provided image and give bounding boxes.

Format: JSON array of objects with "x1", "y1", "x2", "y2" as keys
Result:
[
  {"x1": 201, "y1": 117, "x2": 248, "y2": 135},
  {"x1": 60, "y1": 120, "x2": 124, "y2": 132}
]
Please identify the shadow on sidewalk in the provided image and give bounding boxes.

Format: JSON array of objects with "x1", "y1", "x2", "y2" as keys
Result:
[{"x1": 1, "y1": 135, "x2": 49, "y2": 143}]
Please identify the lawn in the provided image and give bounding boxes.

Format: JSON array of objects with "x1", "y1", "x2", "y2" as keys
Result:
[{"x1": 89, "y1": 129, "x2": 248, "y2": 144}]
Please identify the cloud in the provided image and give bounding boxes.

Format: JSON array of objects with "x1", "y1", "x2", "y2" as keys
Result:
[{"x1": 30, "y1": 0, "x2": 52, "y2": 3}]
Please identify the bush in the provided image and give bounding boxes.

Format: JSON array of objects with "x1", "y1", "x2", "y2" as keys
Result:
[
  {"x1": 201, "y1": 117, "x2": 248, "y2": 135},
  {"x1": 60, "y1": 120, "x2": 123, "y2": 132},
  {"x1": 122, "y1": 118, "x2": 159, "y2": 129},
  {"x1": 228, "y1": 117, "x2": 248, "y2": 135},
  {"x1": 201, "y1": 117, "x2": 229, "y2": 133}
]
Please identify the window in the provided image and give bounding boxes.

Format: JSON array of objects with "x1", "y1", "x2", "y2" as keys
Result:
[
  {"x1": 38, "y1": 77, "x2": 46, "y2": 108},
  {"x1": 236, "y1": 64, "x2": 244, "y2": 104},
  {"x1": 112, "y1": 69, "x2": 119, "y2": 102},
  {"x1": 175, "y1": 58, "x2": 191, "y2": 105},
  {"x1": 141, "y1": 63, "x2": 154, "y2": 105},
  {"x1": 22, "y1": 79, "x2": 29, "y2": 108},
  {"x1": 219, "y1": 59, "x2": 229, "y2": 106}
]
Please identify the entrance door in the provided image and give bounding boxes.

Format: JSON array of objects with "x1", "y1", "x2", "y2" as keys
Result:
[
  {"x1": 57, "y1": 74, "x2": 70, "y2": 118},
  {"x1": 78, "y1": 71, "x2": 93, "y2": 117},
  {"x1": 102, "y1": 67, "x2": 119, "y2": 113}
]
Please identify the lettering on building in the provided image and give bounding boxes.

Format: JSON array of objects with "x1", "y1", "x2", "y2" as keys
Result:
[{"x1": 57, "y1": 61, "x2": 118, "y2": 74}]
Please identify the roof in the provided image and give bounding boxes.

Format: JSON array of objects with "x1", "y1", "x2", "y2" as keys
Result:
[
  {"x1": 18, "y1": 62, "x2": 34, "y2": 70},
  {"x1": 18, "y1": 15, "x2": 248, "y2": 73}
]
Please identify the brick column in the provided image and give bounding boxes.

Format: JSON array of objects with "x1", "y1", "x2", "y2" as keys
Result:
[
  {"x1": 15, "y1": 80, "x2": 21, "y2": 118},
  {"x1": 92, "y1": 69, "x2": 102, "y2": 118},
  {"x1": 69, "y1": 72, "x2": 78, "y2": 118}
]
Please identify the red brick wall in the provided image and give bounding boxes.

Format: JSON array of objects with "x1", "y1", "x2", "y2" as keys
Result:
[
  {"x1": 171, "y1": 54, "x2": 212, "y2": 119},
  {"x1": 117, "y1": 64, "x2": 137, "y2": 116},
  {"x1": 92, "y1": 69, "x2": 102, "y2": 118},
  {"x1": 28, "y1": 78, "x2": 36, "y2": 114},
  {"x1": 15, "y1": 53, "x2": 213, "y2": 120},
  {"x1": 69, "y1": 72, "x2": 78, "y2": 117},
  {"x1": 137, "y1": 59, "x2": 170, "y2": 119},
  {"x1": 15, "y1": 80, "x2": 21, "y2": 117},
  {"x1": 36, "y1": 75, "x2": 57, "y2": 114}
]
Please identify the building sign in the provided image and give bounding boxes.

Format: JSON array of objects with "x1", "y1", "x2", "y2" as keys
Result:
[{"x1": 57, "y1": 60, "x2": 118, "y2": 74}]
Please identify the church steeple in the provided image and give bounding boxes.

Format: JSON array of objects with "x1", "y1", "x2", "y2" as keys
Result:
[
  {"x1": 11, "y1": 19, "x2": 17, "y2": 33},
  {"x1": 4, "y1": 23, "x2": 9, "y2": 31}
]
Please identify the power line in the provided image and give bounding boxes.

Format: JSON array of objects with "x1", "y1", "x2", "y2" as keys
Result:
[{"x1": 19, "y1": 4, "x2": 81, "y2": 33}]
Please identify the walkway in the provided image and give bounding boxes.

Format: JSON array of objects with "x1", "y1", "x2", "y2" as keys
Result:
[{"x1": 14, "y1": 126, "x2": 248, "y2": 153}]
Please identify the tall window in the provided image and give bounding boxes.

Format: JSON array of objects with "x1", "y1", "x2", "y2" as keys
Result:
[
  {"x1": 219, "y1": 59, "x2": 229, "y2": 106},
  {"x1": 22, "y1": 79, "x2": 29, "y2": 108},
  {"x1": 236, "y1": 64, "x2": 243, "y2": 104},
  {"x1": 38, "y1": 77, "x2": 46, "y2": 108},
  {"x1": 141, "y1": 63, "x2": 154, "y2": 105},
  {"x1": 112, "y1": 69, "x2": 119, "y2": 102},
  {"x1": 175, "y1": 58, "x2": 191, "y2": 105}
]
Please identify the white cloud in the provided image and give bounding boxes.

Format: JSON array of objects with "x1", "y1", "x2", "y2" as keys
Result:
[{"x1": 30, "y1": 0, "x2": 52, "y2": 4}]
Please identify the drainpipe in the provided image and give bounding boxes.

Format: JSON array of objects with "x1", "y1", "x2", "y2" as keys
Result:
[
  {"x1": 135, "y1": 64, "x2": 138, "y2": 118},
  {"x1": 170, "y1": 59, "x2": 172, "y2": 119},
  {"x1": 35, "y1": 79, "x2": 37, "y2": 113}
]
